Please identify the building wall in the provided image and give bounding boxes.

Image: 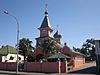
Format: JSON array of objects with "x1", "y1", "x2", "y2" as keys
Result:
[
  {"x1": 62, "y1": 46, "x2": 72, "y2": 55},
  {"x1": 62, "y1": 46, "x2": 85, "y2": 68},
  {"x1": 36, "y1": 38, "x2": 44, "y2": 47},
  {"x1": 2, "y1": 54, "x2": 24, "y2": 62},
  {"x1": 35, "y1": 47, "x2": 43, "y2": 55},
  {"x1": 95, "y1": 40, "x2": 100, "y2": 73},
  {"x1": 96, "y1": 55, "x2": 100, "y2": 73},
  {"x1": 73, "y1": 55, "x2": 85, "y2": 68}
]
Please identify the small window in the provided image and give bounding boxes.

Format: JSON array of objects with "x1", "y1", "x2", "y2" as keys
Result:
[
  {"x1": 9, "y1": 56, "x2": 14, "y2": 60},
  {"x1": 19, "y1": 57, "x2": 21, "y2": 60}
]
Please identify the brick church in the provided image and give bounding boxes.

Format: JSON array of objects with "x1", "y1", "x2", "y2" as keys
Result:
[{"x1": 27, "y1": 6, "x2": 85, "y2": 68}]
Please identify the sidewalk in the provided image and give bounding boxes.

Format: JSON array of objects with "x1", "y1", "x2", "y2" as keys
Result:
[
  {"x1": 0, "y1": 71, "x2": 45, "y2": 75},
  {"x1": 68, "y1": 61, "x2": 96, "y2": 74},
  {"x1": 70, "y1": 61, "x2": 96, "y2": 72}
]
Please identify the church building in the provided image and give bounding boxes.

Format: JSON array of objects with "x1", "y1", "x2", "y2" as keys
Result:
[{"x1": 27, "y1": 6, "x2": 85, "y2": 68}]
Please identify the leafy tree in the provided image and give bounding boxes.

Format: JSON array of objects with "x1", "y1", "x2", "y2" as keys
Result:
[
  {"x1": 27, "y1": 55, "x2": 35, "y2": 62},
  {"x1": 84, "y1": 38, "x2": 96, "y2": 60},
  {"x1": 73, "y1": 38, "x2": 96, "y2": 61},
  {"x1": 81, "y1": 38, "x2": 96, "y2": 61},
  {"x1": 73, "y1": 47, "x2": 81, "y2": 52},
  {"x1": 41, "y1": 37, "x2": 57, "y2": 58},
  {"x1": 19, "y1": 38, "x2": 33, "y2": 61}
]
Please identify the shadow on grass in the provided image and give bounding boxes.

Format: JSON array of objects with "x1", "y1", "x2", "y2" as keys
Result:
[{"x1": 68, "y1": 66, "x2": 97, "y2": 74}]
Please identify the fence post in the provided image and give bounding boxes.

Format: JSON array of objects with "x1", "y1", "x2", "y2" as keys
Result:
[
  {"x1": 65, "y1": 59, "x2": 67, "y2": 73},
  {"x1": 40, "y1": 60, "x2": 43, "y2": 72},
  {"x1": 58, "y1": 58, "x2": 61, "y2": 74}
]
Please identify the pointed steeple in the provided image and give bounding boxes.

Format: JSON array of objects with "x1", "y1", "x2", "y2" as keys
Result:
[
  {"x1": 54, "y1": 25, "x2": 62, "y2": 38},
  {"x1": 39, "y1": 4, "x2": 52, "y2": 30},
  {"x1": 53, "y1": 25, "x2": 62, "y2": 44},
  {"x1": 54, "y1": 30, "x2": 62, "y2": 38},
  {"x1": 36, "y1": 4, "x2": 54, "y2": 47}
]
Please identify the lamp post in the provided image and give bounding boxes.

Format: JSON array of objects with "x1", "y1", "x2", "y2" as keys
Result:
[{"x1": 4, "y1": 11, "x2": 19, "y2": 74}]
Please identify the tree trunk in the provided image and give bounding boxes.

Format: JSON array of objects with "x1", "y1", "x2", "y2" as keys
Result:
[{"x1": 23, "y1": 52, "x2": 26, "y2": 62}]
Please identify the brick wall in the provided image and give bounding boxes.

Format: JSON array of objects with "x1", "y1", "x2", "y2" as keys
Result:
[
  {"x1": 73, "y1": 57, "x2": 85, "y2": 68},
  {"x1": 0, "y1": 61, "x2": 66, "y2": 73},
  {"x1": 24, "y1": 62, "x2": 66, "y2": 73},
  {"x1": 42, "y1": 62, "x2": 59, "y2": 73},
  {"x1": 0, "y1": 62, "x2": 6, "y2": 70},
  {"x1": 0, "y1": 62, "x2": 16, "y2": 71}
]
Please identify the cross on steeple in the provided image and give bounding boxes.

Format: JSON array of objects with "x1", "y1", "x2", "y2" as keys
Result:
[{"x1": 45, "y1": 4, "x2": 48, "y2": 16}]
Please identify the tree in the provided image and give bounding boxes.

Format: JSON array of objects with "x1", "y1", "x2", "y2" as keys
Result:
[
  {"x1": 73, "y1": 47, "x2": 81, "y2": 52},
  {"x1": 19, "y1": 38, "x2": 33, "y2": 61},
  {"x1": 81, "y1": 38, "x2": 96, "y2": 61},
  {"x1": 73, "y1": 38, "x2": 96, "y2": 61},
  {"x1": 27, "y1": 55, "x2": 35, "y2": 62},
  {"x1": 41, "y1": 37, "x2": 57, "y2": 58}
]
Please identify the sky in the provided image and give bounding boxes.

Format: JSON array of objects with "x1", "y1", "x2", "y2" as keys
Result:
[{"x1": 0, "y1": 0, "x2": 100, "y2": 48}]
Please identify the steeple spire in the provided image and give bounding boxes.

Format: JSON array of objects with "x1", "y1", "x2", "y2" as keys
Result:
[
  {"x1": 39, "y1": 4, "x2": 52, "y2": 30},
  {"x1": 36, "y1": 4, "x2": 53, "y2": 47}
]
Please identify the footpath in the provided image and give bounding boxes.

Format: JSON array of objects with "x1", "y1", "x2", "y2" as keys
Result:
[{"x1": 68, "y1": 61, "x2": 96, "y2": 74}]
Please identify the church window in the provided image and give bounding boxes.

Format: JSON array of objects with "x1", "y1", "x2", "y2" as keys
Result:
[{"x1": 9, "y1": 56, "x2": 14, "y2": 60}]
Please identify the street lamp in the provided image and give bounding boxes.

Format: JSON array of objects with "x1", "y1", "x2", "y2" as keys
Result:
[{"x1": 4, "y1": 11, "x2": 19, "y2": 74}]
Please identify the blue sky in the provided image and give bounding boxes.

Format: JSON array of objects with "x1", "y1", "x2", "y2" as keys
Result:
[{"x1": 0, "y1": 0, "x2": 100, "y2": 48}]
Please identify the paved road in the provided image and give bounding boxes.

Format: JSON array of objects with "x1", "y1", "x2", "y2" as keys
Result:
[{"x1": 0, "y1": 62, "x2": 97, "y2": 75}]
